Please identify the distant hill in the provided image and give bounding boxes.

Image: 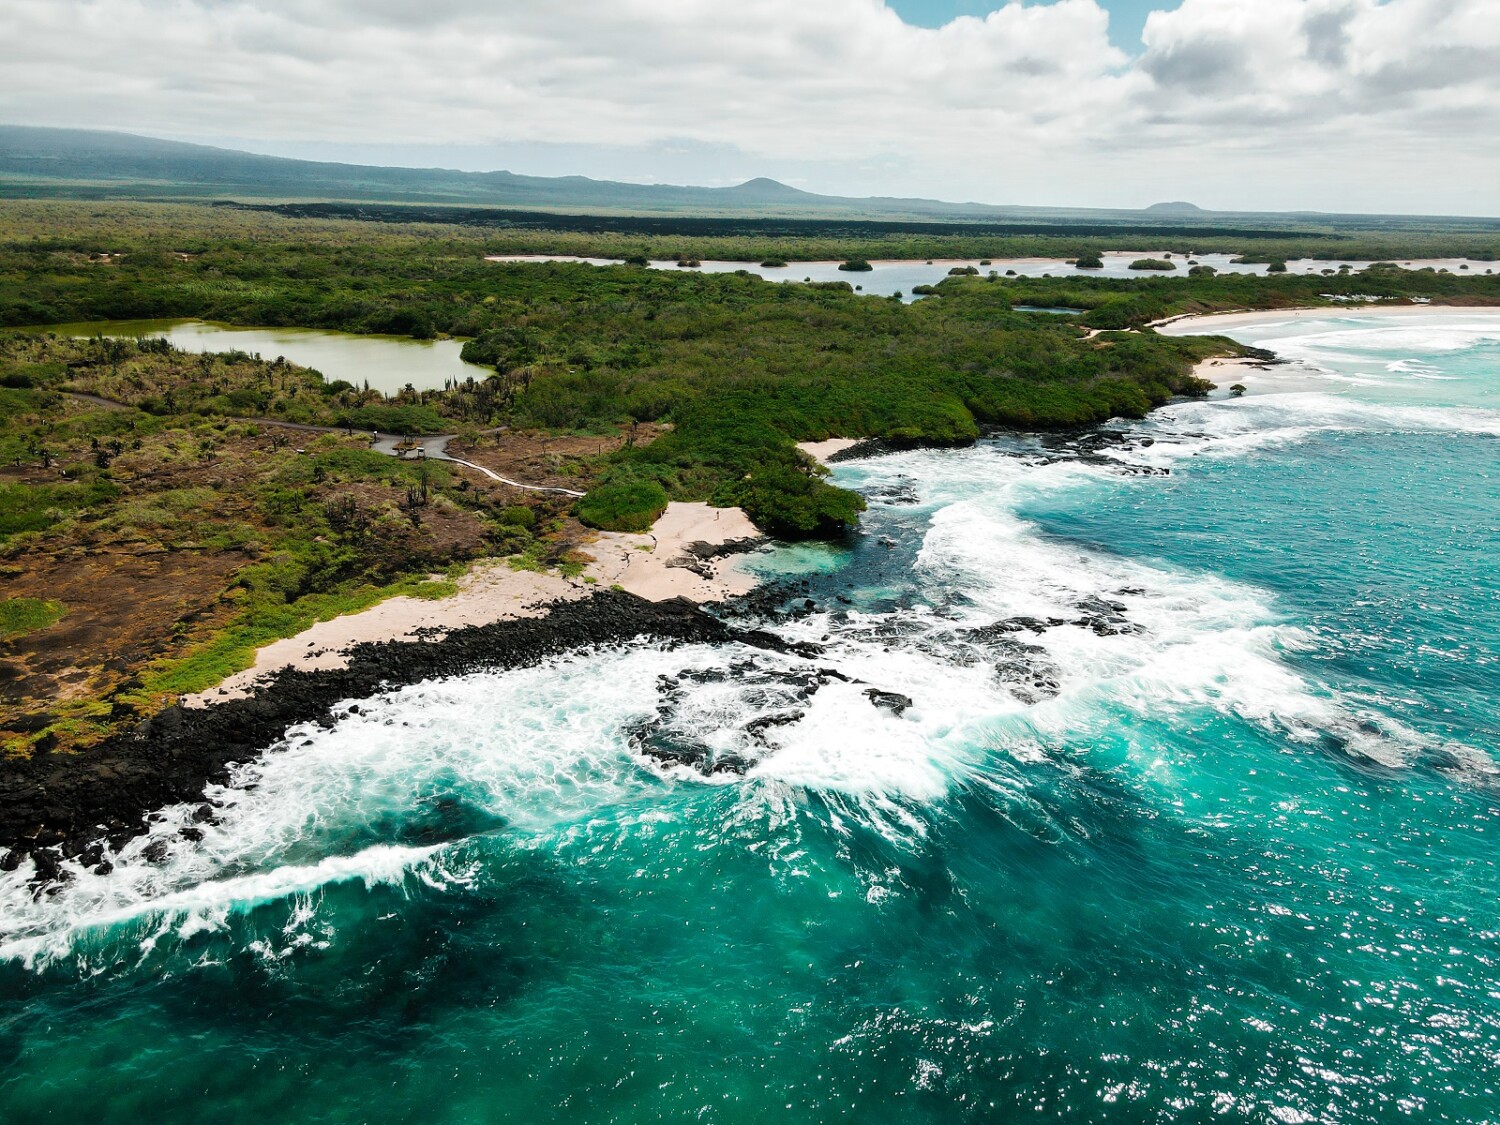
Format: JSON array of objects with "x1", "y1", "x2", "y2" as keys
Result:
[
  {"x1": 0, "y1": 125, "x2": 1028, "y2": 220},
  {"x1": 0, "y1": 127, "x2": 1495, "y2": 233},
  {"x1": 0, "y1": 125, "x2": 1250, "y2": 226}
]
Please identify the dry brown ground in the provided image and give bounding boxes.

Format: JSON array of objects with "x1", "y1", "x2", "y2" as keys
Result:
[
  {"x1": 446, "y1": 424, "x2": 662, "y2": 490},
  {"x1": 0, "y1": 418, "x2": 634, "y2": 749}
]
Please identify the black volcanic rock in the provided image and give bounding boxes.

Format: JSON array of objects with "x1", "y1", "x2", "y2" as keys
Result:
[{"x1": 0, "y1": 592, "x2": 732, "y2": 866}]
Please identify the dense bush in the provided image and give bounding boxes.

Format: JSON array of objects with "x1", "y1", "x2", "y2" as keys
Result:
[
  {"x1": 733, "y1": 465, "x2": 864, "y2": 536},
  {"x1": 5, "y1": 206, "x2": 1495, "y2": 539},
  {"x1": 575, "y1": 479, "x2": 669, "y2": 532}
]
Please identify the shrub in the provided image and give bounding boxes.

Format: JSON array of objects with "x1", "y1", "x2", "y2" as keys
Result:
[
  {"x1": 1129, "y1": 258, "x2": 1177, "y2": 271},
  {"x1": 335, "y1": 404, "x2": 448, "y2": 435},
  {"x1": 1075, "y1": 251, "x2": 1104, "y2": 270},
  {"x1": 732, "y1": 466, "x2": 865, "y2": 537},
  {"x1": 838, "y1": 259, "x2": 874, "y2": 272},
  {"x1": 576, "y1": 479, "x2": 669, "y2": 532}
]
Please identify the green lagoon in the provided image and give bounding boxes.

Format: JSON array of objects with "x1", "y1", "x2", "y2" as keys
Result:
[{"x1": 26, "y1": 319, "x2": 486, "y2": 394}]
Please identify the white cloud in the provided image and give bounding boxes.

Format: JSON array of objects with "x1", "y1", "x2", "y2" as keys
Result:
[{"x1": 0, "y1": 0, "x2": 1495, "y2": 212}]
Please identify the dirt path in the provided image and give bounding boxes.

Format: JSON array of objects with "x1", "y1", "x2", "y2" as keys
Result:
[{"x1": 61, "y1": 393, "x2": 584, "y2": 496}]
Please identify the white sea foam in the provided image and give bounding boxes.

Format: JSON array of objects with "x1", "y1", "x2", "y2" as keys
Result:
[
  {"x1": 1105, "y1": 392, "x2": 1500, "y2": 473},
  {"x1": 1272, "y1": 322, "x2": 1500, "y2": 356},
  {"x1": 0, "y1": 653, "x2": 701, "y2": 966},
  {"x1": 0, "y1": 635, "x2": 1005, "y2": 962},
  {"x1": 8, "y1": 331, "x2": 1494, "y2": 967},
  {"x1": 842, "y1": 443, "x2": 1469, "y2": 781},
  {"x1": 0, "y1": 843, "x2": 440, "y2": 970}
]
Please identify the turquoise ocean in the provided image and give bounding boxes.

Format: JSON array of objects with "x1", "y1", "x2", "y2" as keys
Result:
[{"x1": 2, "y1": 312, "x2": 1498, "y2": 1123}]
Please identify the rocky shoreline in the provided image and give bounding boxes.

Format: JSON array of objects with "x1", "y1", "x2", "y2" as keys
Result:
[{"x1": 0, "y1": 590, "x2": 804, "y2": 878}]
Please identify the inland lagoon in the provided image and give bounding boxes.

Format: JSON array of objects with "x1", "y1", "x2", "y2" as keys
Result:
[{"x1": 24, "y1": 319, "x2": 487, "y2": 394}]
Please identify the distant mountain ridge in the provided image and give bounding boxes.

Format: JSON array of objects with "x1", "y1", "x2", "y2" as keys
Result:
[
  {"x1": 0, "y1": 124, "x2": 1208, "y2": 224},
  {"x1": 1, "y1": 126, "x2": 1496, "y2": 231}
]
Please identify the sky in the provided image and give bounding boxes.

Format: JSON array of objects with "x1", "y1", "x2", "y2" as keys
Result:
[
  {"x1": 890, "y1": 0, "x2": 1162, "y2": 52},
  {"x1": 1, "y1": 0, "x2": 1497, "y2": 215}
]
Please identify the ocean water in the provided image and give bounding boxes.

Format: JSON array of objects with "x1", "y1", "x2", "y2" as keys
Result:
[{"x1": 2, "y1": 314, "x2": 1498, "y2": 1123}]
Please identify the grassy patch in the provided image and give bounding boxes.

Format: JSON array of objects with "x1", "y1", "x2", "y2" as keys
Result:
[
  {"x1": 124, "y1": 571, "x2": 464, "y2": 703},
  {"x1": 0, "y1": 597, "x2": 65, "y2": 640}
]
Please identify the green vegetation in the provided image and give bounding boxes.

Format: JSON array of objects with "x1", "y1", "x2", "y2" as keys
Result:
[
  {"x1": 0, "y1": 332, "x2": 591, "y2": 752},
  {"x1": 6, "y1": 201, "x2": 1498, "y2": 556},
  {"x1": 1130, "y1": 258, "x2": 1177, "y2": 271},
  {"x1": 838, "y1": 259, "x2": 874, "y2": 272},
  {"x1": 0, "y1": 597, "x2": 65, "y2": 640},
  {"x1": 575, "y1": 479, "x2": 669, "y2": 532},
  {"x1": 1188, "y1": 264, "x2": 1218, "y2": 278},
  {"x1": 6, "y1": 198, "x2": 1500, "y2": 752},
  {"x1": 1075, "y1": 251, "x2": 1104, "y2": 270},
  {"x1": 131, "y1": 570, "x2": 461, "y2": 702}
]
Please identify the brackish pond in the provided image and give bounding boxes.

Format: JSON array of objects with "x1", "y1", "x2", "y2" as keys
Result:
[{"x1": 25, "y1": 319, "x2": 487, "y2": 395}]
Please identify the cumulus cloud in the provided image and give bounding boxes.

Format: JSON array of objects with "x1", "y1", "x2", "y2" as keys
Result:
[{"x1": 0, "y1": 0, "x2": 1495, "y2": 212}]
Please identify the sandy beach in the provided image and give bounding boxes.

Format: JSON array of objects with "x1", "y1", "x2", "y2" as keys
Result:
[
  {"x1": 797, "y1": 438, "x2": 863, "y2": 465},
  {"x1": 1163, "y1": 303, "x2": 1500, "y2": 395},
  {"x1": 184, "y1": 501, "x2": 763, "y2": 706},
  {"x1": 1157, "y1": 302, "x2": 1500, "y2": 336},
  {"x1": 585, "y1": 502, "x2": 762, "y2": 604}
]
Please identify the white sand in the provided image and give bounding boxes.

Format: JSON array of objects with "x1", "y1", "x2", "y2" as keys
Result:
[
  {"x1": 1189, "y1": 355, "x2": 1296, "y2": 397},
  {"x1": 797, "y1": 438, "x2": 863, "y2": 465},
  {"x1": 1166, "y1": 303, "x2": 1500, "y2": 396},
  {"x1": 183, "y1": 502, "x2": 762, "y2": 706},
  {"x1": 1157, "y1": 303, "x2": 1500, "y2": 335},
  {"x1": 585, "y1": 502, "x2": 762, "y2": 603}
]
